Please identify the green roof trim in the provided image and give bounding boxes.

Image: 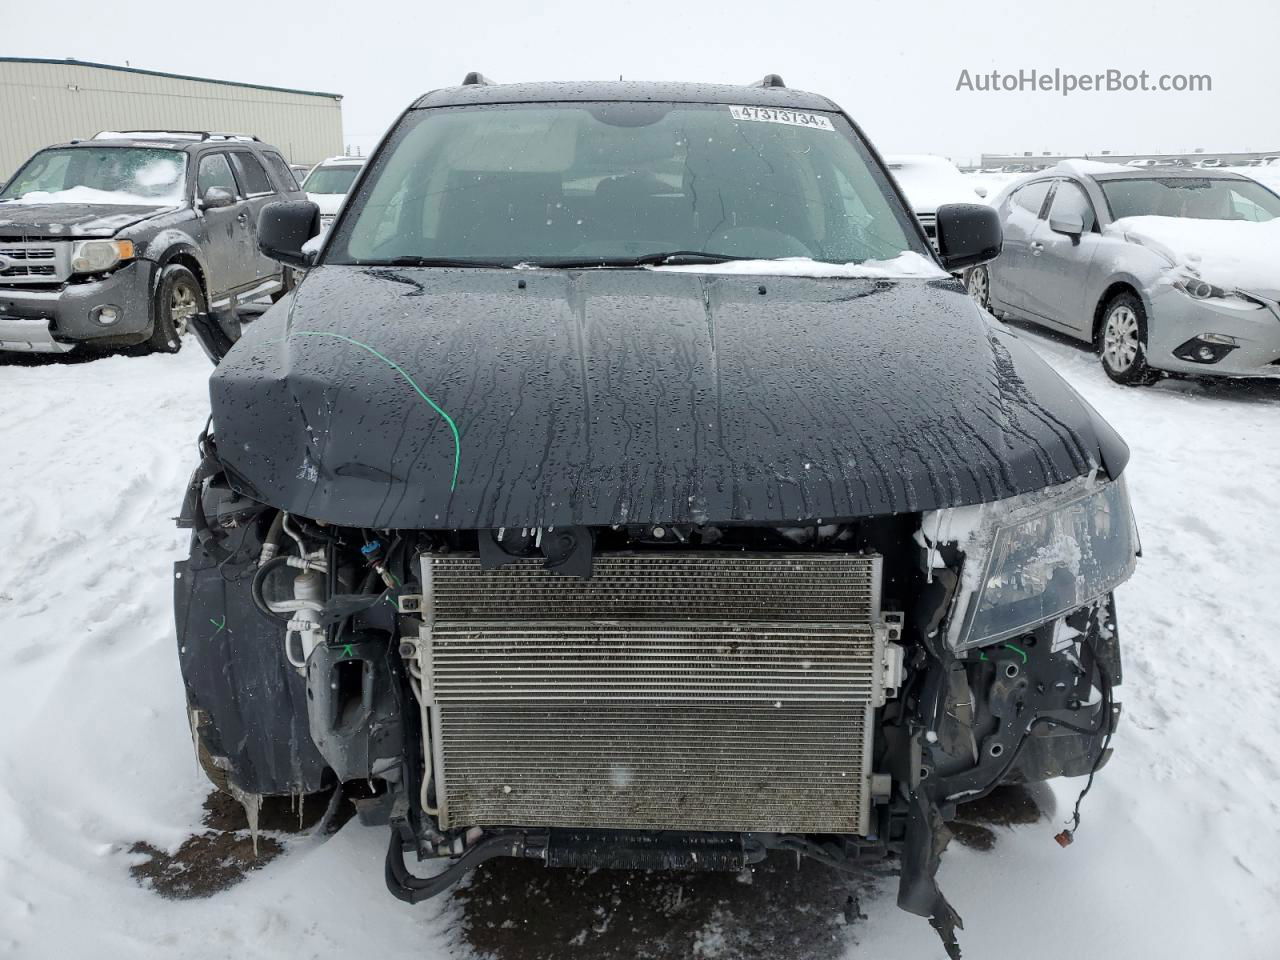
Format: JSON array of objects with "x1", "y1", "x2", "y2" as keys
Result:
[{"x1": 0, "y1": 56, "x2": 342, "y2": 100}]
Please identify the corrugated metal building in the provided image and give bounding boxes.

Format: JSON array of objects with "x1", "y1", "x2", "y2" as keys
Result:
[{"x1": 0, "y1": 57, "x2": 343, "y2": 179}]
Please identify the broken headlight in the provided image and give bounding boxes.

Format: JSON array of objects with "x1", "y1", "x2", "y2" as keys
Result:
[{"x1": 933, "y1": 476, "x2": 1138, "y2": 651}]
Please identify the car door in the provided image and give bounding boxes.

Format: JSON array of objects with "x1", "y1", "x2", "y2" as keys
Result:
[
  {"x1": 1019, "y1": 179, "x2": 1102, "y2": 338},
  {"x1": 195, "y1": 151, "x2": 257, "y2": 300},
  {"x1": 228, "y1": 150, "x2": 285, "y2": 289},
  {"x1": 989, "y1": 179, "x2": 1052, "y2": 313}
]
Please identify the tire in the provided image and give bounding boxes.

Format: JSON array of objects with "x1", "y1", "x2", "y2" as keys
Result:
[
  {"x1": 147, "y1": 264, "x2": 206, "y2": 354},
  {"x1": 966, "y1": 265, "x2": 990, "y2": 310},
  {"x1": 1098, "y1": 292, "x2": 1160, "y2": 386}
]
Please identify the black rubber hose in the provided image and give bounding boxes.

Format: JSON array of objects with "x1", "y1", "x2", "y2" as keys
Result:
[
  {"x1": 385, "y1": 831, "x2": 540, "y2": 904},
  {"x1": 251, "y1": 555, "x2": 294, "y2": 624}
]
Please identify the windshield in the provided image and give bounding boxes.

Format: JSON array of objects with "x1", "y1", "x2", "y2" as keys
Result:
[
  {"x1": 328, "y1": 102, "x2": 925, "y2": 266},
  {"x1": 0, "y1": 147, "x2": 188, "y2": 206},
  {"x1": 1100, "y1": 177, "x2": 1280, "y2": 222},
  {"x1": 303, "y1": 164, "x2": 363, "y2": 195}
]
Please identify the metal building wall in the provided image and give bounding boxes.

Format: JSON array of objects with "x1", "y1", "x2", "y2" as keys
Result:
[{"x1": 0, "y1": 58, "x2": 343, "y2": 179}]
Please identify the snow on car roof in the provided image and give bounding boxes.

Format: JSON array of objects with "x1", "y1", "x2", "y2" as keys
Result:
[
  {"x1": 314, "y1": 156, "x2": 366, "y2": 166},
  {"x1": 413, "y1": 80, "x2": 837, "y2": 111}
]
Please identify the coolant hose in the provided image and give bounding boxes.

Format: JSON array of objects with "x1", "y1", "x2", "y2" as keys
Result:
[{"x1": 251, "y1": 555, "x2": 295, "y2": 624}]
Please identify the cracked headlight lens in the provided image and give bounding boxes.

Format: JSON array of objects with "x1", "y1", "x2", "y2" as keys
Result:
[{"x1": 949, "y1": 478, "x2": 1138, "y2": 650}]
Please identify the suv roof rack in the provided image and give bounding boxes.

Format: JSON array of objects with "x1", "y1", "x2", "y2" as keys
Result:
[
  {"x1": 461, "y1": 72, "x2": 494, "y2": 86},
  {"x1": 91, "y1": 130, "x2": 261, "y2": 142},
  {"x1": 750, "y1": 74, "x2": 787, "y2": 89}
]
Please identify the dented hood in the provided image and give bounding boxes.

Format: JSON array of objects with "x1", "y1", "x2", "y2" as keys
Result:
[
  {"x1": 209, "y1": 265, "x2": 1127, "y2": 529},
  {"x1": 0, "y1": 201, "x2": 168, "y2": 239}
]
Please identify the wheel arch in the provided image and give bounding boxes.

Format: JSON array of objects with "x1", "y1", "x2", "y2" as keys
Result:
[
  {"x1": 152, "y1": 240, "x2": 211, "y2": 301},
  {"x1": 1091, "y1": 277, "x2": 1150, "y2": 345}
]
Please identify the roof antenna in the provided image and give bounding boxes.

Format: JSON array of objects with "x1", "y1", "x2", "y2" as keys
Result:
[
  {"x1": 751, "y1": 74, "x2": 787, "y2": 88},
  {"x1": 461, "y1": 72, "x2": 493, "y2": 86}
]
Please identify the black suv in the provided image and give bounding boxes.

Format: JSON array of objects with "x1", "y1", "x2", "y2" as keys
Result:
[
  {"x1": 179, "y1": 77, "x2": 1137, "y2": 957},
  {"x1": 0, "y1": 132, "x2": 303, "y2": 354}
]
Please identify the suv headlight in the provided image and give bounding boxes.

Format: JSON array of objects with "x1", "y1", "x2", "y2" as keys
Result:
[
  {"x1": 71, "y1": 239, "x2": 134, "y2": 274},
  {"x1": 925, "y1": 475, "x2": 1139, "y2": 651}
]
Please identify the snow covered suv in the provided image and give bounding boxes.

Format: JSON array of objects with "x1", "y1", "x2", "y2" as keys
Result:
[
  {"x1": 175, "y1": 76, "x2": 1137, "y2": 957},
  {"x1": 0, "y1": 132, "x2": 303, "y2": 354}
]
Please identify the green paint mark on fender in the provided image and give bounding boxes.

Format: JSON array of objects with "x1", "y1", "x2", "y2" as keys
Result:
[
  {"x1": 209, "y1": 615, "x2": 226, "y2": 635},
  {"x1": 286, "y1": 330, "x2": 461, "y2": 491}
]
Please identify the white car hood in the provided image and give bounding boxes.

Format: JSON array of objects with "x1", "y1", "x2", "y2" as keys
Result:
[
  {"x1": 1108, "y1": 215, "x2": 1280, "y2": 295},
  {"x1": 891, "y1": 174, "x2": 982, "y2": 215},
  {"x1": 307, "y1": 193, "x2": 347, "y2": 216}
]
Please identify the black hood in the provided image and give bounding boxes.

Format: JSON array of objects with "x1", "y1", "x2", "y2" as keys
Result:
[
  {"x1": 209, "y1": 266, "x2": 1128, "y2": 530},
  {"x1": 0, "y1": 202, "x2": 168, "y2": 239}
]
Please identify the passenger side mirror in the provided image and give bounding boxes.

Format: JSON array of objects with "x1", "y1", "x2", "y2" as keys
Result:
[
  {"x1": 934, "y1": 203, "x2": 1003, "y2": 272},
  {"x1": 258, "y1": 200, "x2": 321, "y2": 268},
  {"x1": 1049, "y1": 212, "x2": 1085, "y2": 242},
  {"x1": 201, "y1": 186, "x2": 236, "y2": 210}
]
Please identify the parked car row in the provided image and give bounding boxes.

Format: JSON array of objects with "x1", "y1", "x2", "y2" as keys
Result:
[
  {"x1": 967, "y1": 160, "x2": 1280, "y2": 384},
  {"x1": 0, "y1": 132, "x2": 355, "y2": 356}
]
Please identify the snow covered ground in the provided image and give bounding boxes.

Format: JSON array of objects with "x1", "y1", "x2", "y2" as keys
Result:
[{"x1": 0, "y1": 325, "x2": 1277, "y2": 959}]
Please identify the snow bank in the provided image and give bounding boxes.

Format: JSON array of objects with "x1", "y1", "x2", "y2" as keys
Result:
[
  {"x1": 651, "y1": 251, "x2": 947, "y2": 279},
  {"x1": 1108, "y1": 215, "x2": 1280, "y2": 291}
]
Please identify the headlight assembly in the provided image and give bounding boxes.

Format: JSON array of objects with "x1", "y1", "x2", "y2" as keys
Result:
[
  {"x1": 925, "y1": 475, "x2": 1139, "y2": 651},
  {"x1": 71, "y1": 239, "x2": 135, "y2": 274}
]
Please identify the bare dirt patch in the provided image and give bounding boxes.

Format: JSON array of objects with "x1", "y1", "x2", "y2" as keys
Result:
[
  {"x1": 128, "y1": 789, "x2": 343, "y2": 899},
  {"x1": 950, "y1": 784, "x2": 1050, "y2": 851},
  {"x1": 453, "y1": 852, "x2": 890, "y2": 960}
]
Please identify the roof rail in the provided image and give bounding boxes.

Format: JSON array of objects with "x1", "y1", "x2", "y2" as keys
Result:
[
  {"x1": 91, "y1": 130, "x2": 260, "y2": 142},
  {"x1": 461, "y1": 72, "x2": 493, "y2": 86},
  {"x1": 751, "y1": 74, "x2": 787, "y2": 89}
]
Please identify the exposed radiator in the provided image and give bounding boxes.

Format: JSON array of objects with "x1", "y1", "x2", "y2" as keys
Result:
[{"x1": 414, "y1": 553, "x2": 893, "y2": 836}]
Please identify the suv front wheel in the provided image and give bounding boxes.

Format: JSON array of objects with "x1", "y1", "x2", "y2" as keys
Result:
[{"x1": 148, "y1": 265, "x2": 207, "y2": 354}]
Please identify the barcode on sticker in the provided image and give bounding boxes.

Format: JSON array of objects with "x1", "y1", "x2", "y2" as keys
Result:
[{"x1": 729, "y1": 105, "x2": 834, "y2": 131}]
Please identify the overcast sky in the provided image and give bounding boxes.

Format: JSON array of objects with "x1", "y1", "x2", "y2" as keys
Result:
[{"x1": 7, "y1": 0, "x2": 1274, "y2": 162}]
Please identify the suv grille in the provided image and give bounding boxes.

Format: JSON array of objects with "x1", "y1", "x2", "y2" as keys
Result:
[
  {"x1": 0, "y1": 243, "x2": 71, "y2": 284},
  {"x1": 416, "y1": 553, "x2": 888, "y2": 836}
]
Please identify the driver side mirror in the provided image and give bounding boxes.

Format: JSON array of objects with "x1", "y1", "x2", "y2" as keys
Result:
[
  {"x1": 258, "y1": 200, "x2": 320, "y2": 268},
  {"x1": 935, "y1": 203, "x2": 1002, "y2": 272},
  {"x1": 1049, "y1": 212, "x2": 1085, "y2": 243},
  {"x1": 201, "y1": 186, "x2": 235, "y2": 210}
]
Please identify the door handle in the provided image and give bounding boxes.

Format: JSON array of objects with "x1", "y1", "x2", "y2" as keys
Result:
[
  {"x1": 236, "y1": 211, "x2": 250, "y2": 224},
  {"x1": 1031, "y1": 241, "x2": 1044, "y2": 256}
]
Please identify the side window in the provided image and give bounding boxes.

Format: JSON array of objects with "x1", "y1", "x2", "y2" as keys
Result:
[
  {"x1": 229, "y1": 152, "x2": 274, "y2": 197},
  {"x1": 1229, "y1": 188, "x2": 1271, "y2": 222},
  {"x1": 1011, "y1": 180, "x2": 1052, "y2": 217},
  {"x1": 262, "y1": 151, "x2": 299, "y2": 191},
  {"x1": 197, "y1": 153, "x2": 239, "y2": 198},
  {"x1": 1047, "y1": 180, "x2": 1097, "y2": 232}
]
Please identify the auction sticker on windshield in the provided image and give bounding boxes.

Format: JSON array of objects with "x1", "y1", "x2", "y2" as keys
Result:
[{"x1": 729, "y1": 105, "x2": 834, "y2": 131}]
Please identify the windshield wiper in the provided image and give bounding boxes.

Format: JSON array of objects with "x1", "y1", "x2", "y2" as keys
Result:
[
  {"x1": 532, "y1": 251, "x2": 756, "y2": 269},
  {"x1": 359, "y1": 256, "x2": 515, "y2": 269}
]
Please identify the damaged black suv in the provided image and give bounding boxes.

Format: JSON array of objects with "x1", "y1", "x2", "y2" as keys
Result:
[{"x1": 175, "y1": 75, "x2": 1137, "y2": 957}]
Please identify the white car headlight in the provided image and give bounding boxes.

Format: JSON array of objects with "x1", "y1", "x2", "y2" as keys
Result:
[
  {"x1": 926, "y1": 475, "x2": 1139, "y2": 651},
  {"x1": 71, "y1": 239, "x2": 134, "y2": 274}
]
